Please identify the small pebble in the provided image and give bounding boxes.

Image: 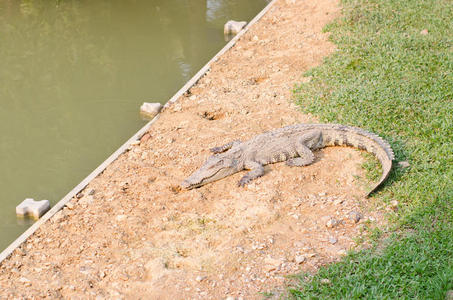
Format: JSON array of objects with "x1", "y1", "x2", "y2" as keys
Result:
[
  {"x1": 326, "y1": 218, "x2": 340, "y2": 228},
  {"x1": 295, "y1": 255, "x2": 306, "y2": 264},
  {"x1": 264, "y1": 257, "x2": 281, "y2": 271},
  {"x1": 337, "y1": 249, "x2": 347, "y2": 256},
  {"x1": 333, "y1": 199, "x2": 344, "y2": 205},
  {"x1": 390, "y1": 200, "x2": 399, "y2": 208},
  {"x1": 116, "y1": 215, "x2": 127, "y2": 222},
  {"x1": 119, "y1": 273, "x2": 129, "y2": 281},
  {"x1": 348, "y1": 211, "x2": 362, "y2": 223},
  {"x1": 19, "y1": 277, "x2": 30, "y2": 283},
  {"x1": 398, "y1": 161, "x2": 410, "y2": 168},
  {"x1": 329, "y1": 237, "x2": 338, "y2": 244}
]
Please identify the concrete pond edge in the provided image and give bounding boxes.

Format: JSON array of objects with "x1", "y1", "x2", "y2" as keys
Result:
[{"x1": 0, "y1": 0, "x2": 279, "y2": 264}]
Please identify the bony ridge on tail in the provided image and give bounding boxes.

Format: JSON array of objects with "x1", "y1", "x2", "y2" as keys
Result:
[{"x1": 181, "y1": 123, "x2": 394, "y2": 197}]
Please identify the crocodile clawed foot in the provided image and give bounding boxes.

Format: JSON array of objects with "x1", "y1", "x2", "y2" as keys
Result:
[
  {"x1": 238, "y1": 177, "x2": 251, "y2": 187},
  {"x1": 286, "y1": 157, "x2": 313, "y2": 167}
]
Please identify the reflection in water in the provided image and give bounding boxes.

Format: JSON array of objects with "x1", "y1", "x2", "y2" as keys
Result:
[{"x1": 0, "y1": 0, "x2": 268, "y2": 250}]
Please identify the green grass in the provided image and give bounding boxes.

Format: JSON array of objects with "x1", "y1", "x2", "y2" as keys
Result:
[{"x1": 290, "y1": 0, "x2": 453, "y2": 298}]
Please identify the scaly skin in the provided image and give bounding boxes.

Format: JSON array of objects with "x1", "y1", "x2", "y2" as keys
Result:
[{"x1": 181, "y1": 123, "x2": 394, "y2": 197}]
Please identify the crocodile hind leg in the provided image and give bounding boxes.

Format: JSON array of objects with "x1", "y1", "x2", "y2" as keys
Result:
[
  {"x1": 286, "y1": 143, "x2": 315, "y2": 167},
  {"x1": 238, "y1": 160, "x2": 265, "y2": 186},
  {"x1": 210, "y1": 140, "x2": 241, "y2": 154}
]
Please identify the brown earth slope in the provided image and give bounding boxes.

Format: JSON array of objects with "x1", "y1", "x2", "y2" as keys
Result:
[{"x1": 0, "y1": 0, "x2": 389, "y2": 298}]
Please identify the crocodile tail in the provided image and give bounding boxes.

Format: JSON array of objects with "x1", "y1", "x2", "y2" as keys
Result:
[
  {"x1": 366, "y1": 156, "x2": 393, "y2": 197},
  {"x1": 316, "y1": 124, "x2": 394, "y2": 197}
]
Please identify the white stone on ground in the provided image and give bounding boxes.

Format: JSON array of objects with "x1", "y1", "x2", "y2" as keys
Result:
[
  {"x1": 398, "y1": 161, "x2": 410, "y2": 168},
  {"x1": 295, "y1": 255, "x2": 306, "y2": 264},
  {"x1": 16, "y1": 198, "x2": 50, "y2": 219}
]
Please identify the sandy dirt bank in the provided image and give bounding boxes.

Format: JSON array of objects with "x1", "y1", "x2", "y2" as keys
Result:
[{"x1": 0, "y1": 0, "x2": 389, "y2": 298}]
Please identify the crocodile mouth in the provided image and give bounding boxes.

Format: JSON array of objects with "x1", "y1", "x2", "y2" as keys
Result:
[
  {"x1": 180, "y1": 179, "x2": 202, "y2": 189},
  {"x1": 181, "y1": 168, "x2": 224, "y2": 189},
  {"x1": 180, "y1": 178, "x2": 211, "y2": 189}
]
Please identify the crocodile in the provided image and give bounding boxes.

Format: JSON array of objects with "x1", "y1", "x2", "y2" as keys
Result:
[{"x1": 181, "y1": 123, "x2": 394, "y2": 197}]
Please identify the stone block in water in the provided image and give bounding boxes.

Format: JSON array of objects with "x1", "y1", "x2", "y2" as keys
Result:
[
  {"x1": 224, "y1": 20, "x2": 247, "y2": 35},
  {"x1": 16, "y1": 198, "x2": 50, "y2": 219},
  {"x1": 140, "y1": 102, "x2": 163, "y2": 120}
]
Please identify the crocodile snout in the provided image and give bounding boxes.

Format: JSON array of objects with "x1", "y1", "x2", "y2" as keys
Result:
[{"x1": 180, "y1": 180, "x2": 191, "y2": 189}]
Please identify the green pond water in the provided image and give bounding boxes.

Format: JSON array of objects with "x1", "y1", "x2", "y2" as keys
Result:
[{"x1": 0, "y1": 0, "x2": 268, "y2": 251}]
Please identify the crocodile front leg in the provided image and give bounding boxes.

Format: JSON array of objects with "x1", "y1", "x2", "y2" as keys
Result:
[
  {"x1": 286, "y1": 133, "x2": 317, "y2": 166},
  {"x1": 210, "y1": 140, "x2": 241, "y2": 154},
  {"x1": 238, "y1": 160, "x2": 265, "y2": 186},
  {"x1": 286, "y1": 143, "x2": 315, "y2": 166}
]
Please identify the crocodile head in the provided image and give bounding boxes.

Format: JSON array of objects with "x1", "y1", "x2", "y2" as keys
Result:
[{"x1": 181, "y1": 153, "x2": 241, "y2": 189}]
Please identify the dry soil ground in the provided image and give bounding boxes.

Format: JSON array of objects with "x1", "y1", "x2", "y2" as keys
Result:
[{"x1": 0, "y1": 0, "x2": 391, "y2": 298}]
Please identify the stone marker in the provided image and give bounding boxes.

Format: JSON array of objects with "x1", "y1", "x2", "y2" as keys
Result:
[
  {"x1": 224, "y1": 20, "x2": 247, "y2": 35},
  {"x1": 140, "y1": 102, "x2": 163, "y2": 120},
  {"x1": 16, "y1": 198, "x2": 50, "y2": 219}
]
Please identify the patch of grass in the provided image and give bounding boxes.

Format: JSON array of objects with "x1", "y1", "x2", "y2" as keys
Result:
[
  {"x1": 290, "y1": 226, "x2": 453, "y2": 299},
  {"x1": 360, "y1": 152, "x2": 380, "y2": 183},
  {"x1": 261, "y1": 291, "x2": 275, "y2": 299},
  {"x1": 291, "y1": 0, "x2": 453, "y2": 298},
  {"x1": 354, "y1": 152, "x2": 381, "y2": 192}
]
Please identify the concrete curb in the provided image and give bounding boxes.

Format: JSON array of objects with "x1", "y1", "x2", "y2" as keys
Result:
[{"x1": 0, "y1": 0, "x2": 279, "y2": 264}]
